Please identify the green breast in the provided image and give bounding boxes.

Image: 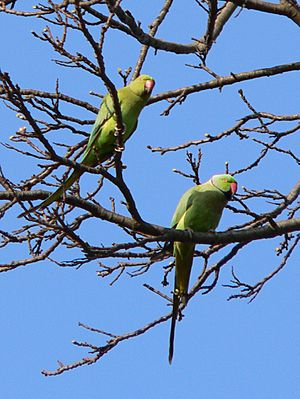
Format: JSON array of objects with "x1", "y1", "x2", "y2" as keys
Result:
[{"x1": 177, "y1": 189, "x2": 228, "y2": 233}]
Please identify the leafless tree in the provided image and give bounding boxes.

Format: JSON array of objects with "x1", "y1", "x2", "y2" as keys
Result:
[{"x1": 0, "y1": 0, "x2": 299, "y2": 375}]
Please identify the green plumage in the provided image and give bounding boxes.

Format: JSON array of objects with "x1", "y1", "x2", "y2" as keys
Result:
[
  {"x1": 38, "y1": 74, "x2": 155, "y2": 210},
  {"x1": 168, "y1": 174, "x2": 237, "y2": 364}
]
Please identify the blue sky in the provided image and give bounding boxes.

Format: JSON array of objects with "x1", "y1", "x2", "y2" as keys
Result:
[{"x1": 0, "y1": 1, "x2": 300, "y2": 398}]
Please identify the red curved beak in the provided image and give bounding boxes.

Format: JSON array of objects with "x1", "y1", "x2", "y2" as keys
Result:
[
  {"x1": 230, "y1": 181, "x2": 238, "y2": 195},
  {"x1": 145, "y1": 79, "x2": 155, "y2": 93}
]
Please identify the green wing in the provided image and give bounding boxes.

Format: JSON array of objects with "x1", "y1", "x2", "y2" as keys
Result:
[
  {"x1": 171, "y1": 186, "x2": 200, "y2": 228},
  {"x1": 80, "y1": 93, "x2": 117, "y2": 165}
]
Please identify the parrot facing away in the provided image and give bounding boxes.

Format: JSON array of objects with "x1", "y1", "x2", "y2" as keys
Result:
[
  {"x1": 168, "y1": 174, "x2": 237, "y2": 364},
  {"x1": 37, "y1": 74, "x2": 155, "y2": 210}
]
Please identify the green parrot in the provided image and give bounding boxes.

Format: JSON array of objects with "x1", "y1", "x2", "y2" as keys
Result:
[
  {"x1": 38, "y1": 74, "x2": 155, "y2": 210},
  {"x1": 168, "y1": 174, "x2": 237, "y2": 364}
]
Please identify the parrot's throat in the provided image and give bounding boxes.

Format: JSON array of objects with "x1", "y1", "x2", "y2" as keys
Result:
[
  {"x1": 128, "y1": 86, "x2": 149, "y2": 100},
  {"x1": 222, "y1": 190, "x2": 232, "y2": 200},
  {"x1": 211, "y1": 179, "x2": 232, "y2": 200}
]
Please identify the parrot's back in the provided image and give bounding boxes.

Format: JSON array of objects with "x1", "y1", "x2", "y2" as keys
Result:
[{"x1": 82, "y1": 85, "x2": 149, "y2": 166}]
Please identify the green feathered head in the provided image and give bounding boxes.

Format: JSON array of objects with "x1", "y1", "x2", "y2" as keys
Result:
[
  {"x1": 129, "y1": 74, "x2": 155, "y2": 98},
  {"x1": 211, "y1": 174, "x2": 237, "y2": 199}
]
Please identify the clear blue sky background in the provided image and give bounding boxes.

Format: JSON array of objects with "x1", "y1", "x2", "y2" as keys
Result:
[{"x1": 0, "y1": 1, "x2": 300, "y2": 398}]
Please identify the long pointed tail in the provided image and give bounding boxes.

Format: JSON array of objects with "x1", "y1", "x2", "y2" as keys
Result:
[
  {"x1": 168, "y1": 293, "x2": 180, "y2": 364},
  {"x1": 38, "y1": 168, "x2": 84, "y2": 210}
]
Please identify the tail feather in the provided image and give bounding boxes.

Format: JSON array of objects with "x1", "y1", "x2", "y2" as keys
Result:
[
  {"x1": 168, "y1": 242, "x2": 193, "y2": 364},
  {"x1": 168, "y1": 293, "x2": 180, "y2": 364},
  {"x1": 38, "y1": 168, "x2": 83, "y2": 210},
  {"x1": 18, "y1": 168, "x2": 84, "y2": 218}
]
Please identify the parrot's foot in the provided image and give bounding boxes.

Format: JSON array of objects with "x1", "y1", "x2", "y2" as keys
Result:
[
  {"x1": 173, "y1": 289, "x2": 188, "y2": 312},
  {"x1": 185, "y1": 227, "x2": 194, "y2": 239}
]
